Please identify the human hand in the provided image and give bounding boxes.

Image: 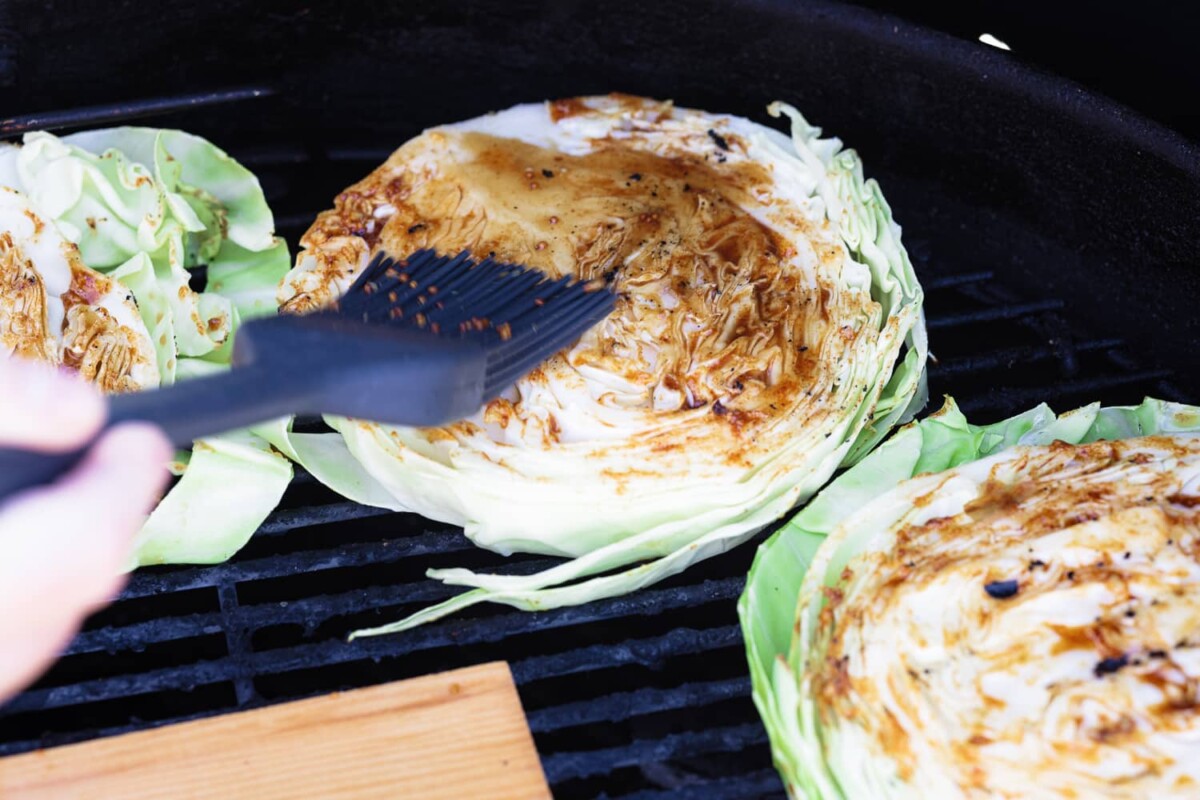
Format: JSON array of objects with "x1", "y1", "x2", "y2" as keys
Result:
[{"x1": 0, "y1": 357, "x2": 171, "y2": 704}]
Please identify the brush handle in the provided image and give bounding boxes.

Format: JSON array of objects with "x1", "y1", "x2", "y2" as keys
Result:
[
  {"x1": 107, "y1": 366, "x2": 310, "y2": 447},
  {"x1": 0, "y1": 367, "x2": 308, "y2": 503},
  {"x1": 0, "y1": 313, "x2": 489, "y2": 505}
]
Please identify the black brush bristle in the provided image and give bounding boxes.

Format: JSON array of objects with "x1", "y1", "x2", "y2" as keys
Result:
[
  {"x1": 427, "y1": 266, "x2": 546, "y2": 329},
  {"x1": 332, "y1": 248, "x2": 616, "y2": 393},
  {"x1": 483, "y1": 290, "x2": 614, "y2": 394}
]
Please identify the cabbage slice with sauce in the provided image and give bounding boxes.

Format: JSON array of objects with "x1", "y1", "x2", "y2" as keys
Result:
[
  {"x1": 269, "y1": 95, "x2": 929, "y2": 636},
  {"x1": 740, "y1": 397, "x2": 1200, "y2": 798},
  {"x1": 0, "y1": 129, "x2": 292, "y2": 566}
]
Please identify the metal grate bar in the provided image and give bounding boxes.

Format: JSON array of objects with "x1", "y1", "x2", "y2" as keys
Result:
[
  {"x1": 230, "y1": 143, "x2": 312, "y2": 167},
  {"x1": 1155, "y1": 377, "x2": 1189, "y2": 401},
  {"x1": 542, "y1": 722, "x2": 768, "y2": 783},
  {"x1": 527, "y1": 677, "x2": 751, "y2": 734},
  {"x1": 123, "y1": 532, "x2": 475, "y2": 597},
  {"x1": 927, "y1": 299, "x2": 1065, "y2": 330},
  {"x1": 923, "y1": 271, "x2": 994, "y2": 290},
  {"x1": 90, "y1": 572, "x2": 741, "y2": 662},
  {"x1": 274, "y1": 212, "x2": 325, "y2": 231},
  {"x1": 69, "y1": 580, "x2": 464, "y2": 656},
  {"x1": 610, "y1": 770, "x2": 785, "y2": 800},
  {"x1": 0, "y1": 86, "x2": 274, "y2": 135},
  {"x1": 929, "y1": 337, "x2": 1123, "y2": 378},
  {"x1": 255, "y1": 503, "x2": 396, "y2": 537},
  {"x1": 216, "y1": 584, "x2": 257, "y2": 705},
  {"x1": 326, "y1": 146, "x2": 400, "y2": 162},
  {"x1": 10, "y1": 588, "x2": 744, "y2": 714},
  {"x1": 0, "y1": 712, "x2": 232, "y2": 759},
  {"x1": 956, "y1": 368, "x2": 1176, "y2": 414},
  {"x1": 512, "y1": 626, "x2": 743, "y2": 685},
  {"x1": 66, "y1": 612, "x2": 224, "y2": 656}
]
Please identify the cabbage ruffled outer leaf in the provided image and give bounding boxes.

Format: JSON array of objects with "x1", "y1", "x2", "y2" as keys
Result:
[
  {"x1": 277, "y1": 99, "x2": 928, "y2": 638},
  {"x1": 130, "y1": 427, "x2": 291, "y2": 567},
  {"x1": 737, "y1": 396, "x2": 1200, "y2": 798},
  {"x1": 254, "y1": 417, "x2": 404, "y2": 511},
  {"x1": 0, "y1": 127, "x2": 292, "y2": 567}
]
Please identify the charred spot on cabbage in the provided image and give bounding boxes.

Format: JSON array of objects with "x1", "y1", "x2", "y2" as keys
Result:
[
  {"x1": 1094, "y1": 654, "x2": 1130, "y2": 677},
  {"x1": 983, "y1": 578, "x2": 1019, "y2": 599}
]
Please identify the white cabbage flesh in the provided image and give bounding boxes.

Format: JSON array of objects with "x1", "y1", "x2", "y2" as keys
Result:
[
  {"x1": 0, "y1": 187, "x2": 159, "y2": 391},
  {"x1": 740, "y1": 397, "x2": 1200, "y2": 799},
  {"x1": 271, "y1": 94, "x2": 928, "y2": 636}
]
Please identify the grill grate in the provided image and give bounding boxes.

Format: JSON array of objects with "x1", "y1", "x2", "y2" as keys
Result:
[{"x1": 0, "y1": 91, "x2": 1189, "y2": 799}]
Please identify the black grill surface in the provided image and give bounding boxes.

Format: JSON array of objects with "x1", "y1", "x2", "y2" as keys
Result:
[{"x1": 0, "y1": 84, "x2": 1193, "y2": 799}]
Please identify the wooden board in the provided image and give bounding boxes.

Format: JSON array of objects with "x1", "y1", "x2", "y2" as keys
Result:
[{"x1": 0, "y1": 661, "x2": 550, "y2": 799}]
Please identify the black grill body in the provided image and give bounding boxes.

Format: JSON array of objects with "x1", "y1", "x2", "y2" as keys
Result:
[{"x1": 1, "y1": 2, "x2": 1198, "y2": 797}]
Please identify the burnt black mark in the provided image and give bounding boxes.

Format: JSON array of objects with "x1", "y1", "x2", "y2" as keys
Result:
[
  {"x1": 1094, "y1": 654, "x2": 1129, "y2": 676},
  {"x1": 407, "y1": 223, "x2": 426, "y2": 234},
  {"x1": 707, "y1": 129, "x2": 730, "y2": 151},
  {"x1": 984, "y1": 579, "x2": 1019, "y2": 599}
]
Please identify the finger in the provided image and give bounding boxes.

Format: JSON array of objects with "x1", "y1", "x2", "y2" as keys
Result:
[
  {"x1": 0, "y1": 612, "x2": 92, "y2": 704},
  {"x1": 0, "y1": 358, "x2": 105, "y2": 450},
  {"x1": 0, "y1": 421, "x2": 170, "y2": 618},
  {"x1": 0, "y1": 422, "x2": 170, "y2": 701},
  {"x1": 43, "y1": 422, "x2": 174, "y2": 573}
]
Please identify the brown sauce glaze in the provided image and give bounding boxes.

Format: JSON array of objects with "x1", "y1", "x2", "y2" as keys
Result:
[
  {"x1": 0, "y1": 233, "x2": 55, "y2": 361},
  {"x1": 61, "y1": 267, "x2": 144, "y2": 393},
  {"x1": 361, "y1": 131, "x2": 819, "y2": 413}
]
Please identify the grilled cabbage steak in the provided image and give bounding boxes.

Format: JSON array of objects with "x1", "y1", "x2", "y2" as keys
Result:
[
  {"x1": 740, "y1": 397, "x2": 1200, "y2": 799},
  {"x1": 274, "y1": 94, "x2": 928, "y2": 636},
  {"x1": 0, "y1": 128, "x2": 292, "y2": 566}
]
